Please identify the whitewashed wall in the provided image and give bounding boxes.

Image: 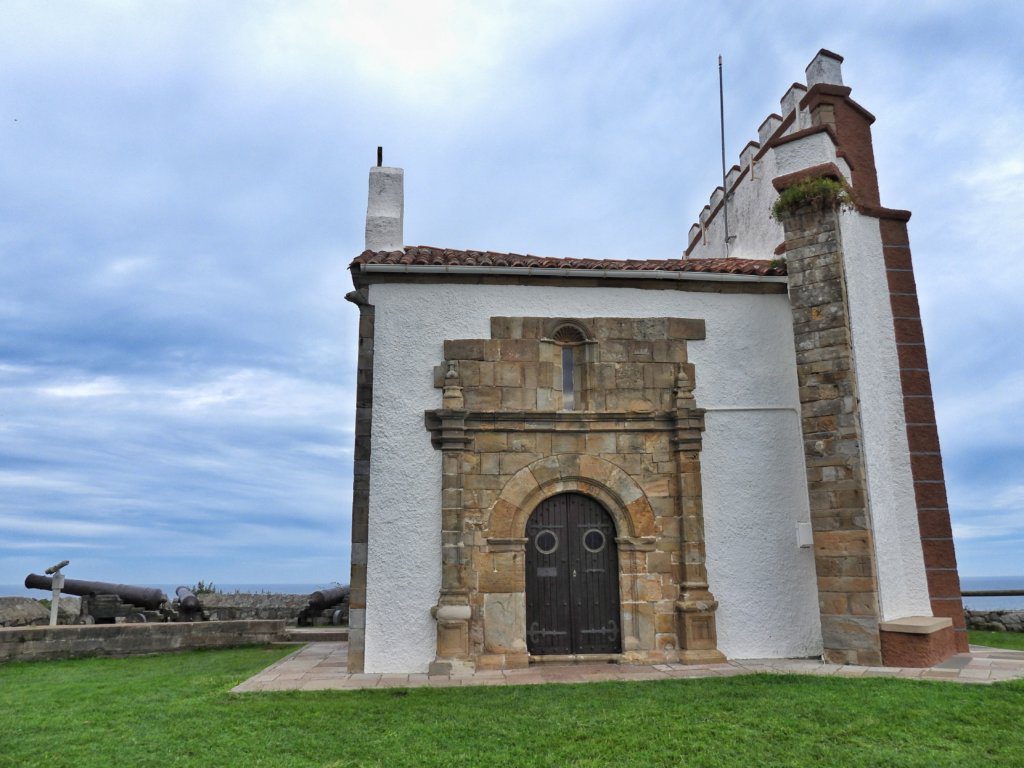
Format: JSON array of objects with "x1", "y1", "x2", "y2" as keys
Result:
[
  {"x1": 688, "y1": 129, "x2": 852, "y2": 263},
  {"x1": 839, "y1": 210, "x2": 932, "y2": 621},
  {"x1": 365, "y1": 281, "x2": 823, "y2": 672}
]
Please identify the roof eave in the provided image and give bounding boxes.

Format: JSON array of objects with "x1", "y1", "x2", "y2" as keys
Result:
[{"x1": 356, "y1": 263, "x2": 787, "y2": 284}]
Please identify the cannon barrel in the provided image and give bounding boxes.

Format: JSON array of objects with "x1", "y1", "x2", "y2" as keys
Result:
[
  {"x1": 307, "y1": 586, "x2": 348, "y2": 611},
  {"x1": 175, "y1": 586, "x2": 201, "y2": 611},
  {"x1": 24, "y1": 574, "x2": 167, "y2": 610}
]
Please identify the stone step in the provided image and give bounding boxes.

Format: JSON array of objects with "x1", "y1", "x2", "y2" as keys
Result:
[
  {"x1": 529, "y1": 653, "x2": 622, "y2": 665},
  {"x1": 282, "y1": 627, "x2": 349, "y2": 643}
]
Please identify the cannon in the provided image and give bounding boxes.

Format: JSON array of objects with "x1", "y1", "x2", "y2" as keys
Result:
[
  {"x1": 308, "y1": 587, "x2": 348, "y2": 611},
  {"x1": 175, "y1": 586, "x2": 201, "y2": 612},
  {"x1": 25, "y1": 574, "x2": 167, "y2": 610},
  {"x1": 170, "y1": 586, "x2": 209, "y2": 621},
  {"x1": 298, "y1": 585, "x2": 349, "y2": 627},
  {"x1": 24, "y1": 574, "x2": 168, "y2": 624}
]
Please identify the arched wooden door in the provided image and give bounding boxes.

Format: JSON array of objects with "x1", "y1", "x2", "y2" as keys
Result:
[{"x1": 525, "y1": 492, "x2": 620, "y2": 655}]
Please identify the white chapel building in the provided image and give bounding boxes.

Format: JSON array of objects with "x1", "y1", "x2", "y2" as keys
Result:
[{"x1": 343, "y1": 50, "x2": 966, "y2": 675}]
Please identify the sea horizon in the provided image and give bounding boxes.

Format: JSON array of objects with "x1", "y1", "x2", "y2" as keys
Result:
[
  {"x1": 1, "y1": 582, "x2": 340, "y2": 599},
  {"x1": 3, "y1": 576, "x2": 1023, "y2": 609}
]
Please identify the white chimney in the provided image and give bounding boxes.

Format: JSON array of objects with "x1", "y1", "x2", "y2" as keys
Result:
[{"x1": 365, "y1": 153, "x2": 404, "y2": 252}]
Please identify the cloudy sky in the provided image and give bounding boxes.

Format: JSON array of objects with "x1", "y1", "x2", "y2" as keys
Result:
[{"x1": 1, "y1": 2, "x2": 1022, "y2": 587}]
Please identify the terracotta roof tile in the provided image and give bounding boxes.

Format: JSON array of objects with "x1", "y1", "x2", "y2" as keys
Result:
[{"x1": 352, "y1": 246, "x2": 786, "y2": 277}]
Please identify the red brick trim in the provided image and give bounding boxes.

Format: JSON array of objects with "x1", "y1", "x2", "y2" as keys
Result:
[
  {"x1": 880, "y1": 625, "x2": 956, "y2": 667},
  {"x1": 800, "y1": 84, "x2": 877, "y2": 125},
  {"x1": 860, "y1": 204, "x2": 911, "y2": 222},
  {"x1": 876, "y1": 216, "x2": 967, "y2": 652},
  {"x1": 768, "y1": 123, "x2": 838, "y2": 151},
  {"x1": 772, "y1": 162, "x2": 847, "y2": 192}
]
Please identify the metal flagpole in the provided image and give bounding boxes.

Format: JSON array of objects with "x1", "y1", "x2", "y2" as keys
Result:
[{"x1": 718, "y1": 55, "x2": 730, "y2": 253}]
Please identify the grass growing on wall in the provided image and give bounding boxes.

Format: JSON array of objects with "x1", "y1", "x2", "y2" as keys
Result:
[
  {"x1": 771, "y1": 177, "x2": 853, "y2": 221},
  {"x1": 1, "y1": 646, "x2": 1023, "y2": 767}
]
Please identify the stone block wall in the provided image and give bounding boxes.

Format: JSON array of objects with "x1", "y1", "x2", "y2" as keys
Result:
[
  {"x1": 436, "y1": 317, "x2": 698, "y2": 414},
  {"x1": 0, "y1": 597, "x2": 81, "y2": 627},
  {"x1": 344, "y1": 287, "x2": 374, "y2": 673},
  {"x1": 0, "y1": 620, "x2": 285, "y2": 663},
  {"x1": 780, "y1": 202, "x2": 883, "y2": 665},
  {"x1": 198, "y1": 593, "x2": 309, "y2": 622},
  {"x1": 965, "y1": 610, "x2": 1024, "y2": 633}
]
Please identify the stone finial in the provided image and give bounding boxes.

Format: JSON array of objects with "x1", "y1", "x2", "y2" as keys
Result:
[
  {"x1": 673, "y1": 365, "x2": 696, "y2": 410},
  {"x1": 365, "y1": 165, "x2": 404, "y2": 252},
  {"x1": 758, "y1": 114, "x2": 782, "y2": 145},
  {"x1": 780, "y1": 83, "x2": 808, "y2": 118},
  {"x1": 805, "y1": 49, "x2": 844, "y2": 87},
  {"x1": 441, "y1": 360, "x2": 464, "y2": 409},
  {"x1": 688, "y1": 223, "x2": 701, "y2": 244},
  {"x1": 699, "y1": 204, "x2": 712, "y2": 226}
]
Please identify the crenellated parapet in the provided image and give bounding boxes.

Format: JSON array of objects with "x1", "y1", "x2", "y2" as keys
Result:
[{"x1": 685, "y1": 49, "x2": 869, "y2": 261}]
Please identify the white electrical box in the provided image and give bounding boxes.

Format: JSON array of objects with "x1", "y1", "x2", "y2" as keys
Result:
[{"x1": 797, "y1": 522, "x2": 814, "y2": 548}]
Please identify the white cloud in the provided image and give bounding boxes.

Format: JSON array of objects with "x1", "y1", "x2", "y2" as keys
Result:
[
  {"x1": 230, "y1": 1, "x2": 619, "y2": 108},
  {"x1": 0, "y1": 471, "x2": 95, "y2": 494},
  {"x1": 38, "y1": 377, "x2": 128, "y2": 399},
  {"x1": 0, "y1": 513, "x2": 139, "y2": 538}
]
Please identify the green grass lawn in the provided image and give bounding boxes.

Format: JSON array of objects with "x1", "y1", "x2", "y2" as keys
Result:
[
  {"x1": 1, "y1": 646, "x2": 1022, "y2": 768},
  {"x1": 969, "y1": 630, "x2": 1024, "y2": 651}
]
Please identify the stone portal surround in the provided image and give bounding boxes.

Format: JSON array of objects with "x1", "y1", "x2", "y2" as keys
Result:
[{"x1": 424, "y1": 316, "x2": 724, "y2": 672}]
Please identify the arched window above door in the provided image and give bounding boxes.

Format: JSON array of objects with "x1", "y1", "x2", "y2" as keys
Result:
[{"x1": 550, "y1": 322, "x2": 589, "y2": 411}]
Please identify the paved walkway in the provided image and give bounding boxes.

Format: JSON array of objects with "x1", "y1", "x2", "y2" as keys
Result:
[{"x1": 232, "y1": 642, "x2": 1024, "y2": 692}]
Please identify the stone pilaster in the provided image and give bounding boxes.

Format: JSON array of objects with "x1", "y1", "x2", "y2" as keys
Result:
[
  {"x1": 344, "y1": 289, "x2": 373, "y2": 673},
  {"x1": 779, "y1": 202, "x2": 883, "y2": 666},
  {"x1": 672, "y1": 365, "x2": 726, "y2": 663},
  {"x1": 429, "y1": 362, "x2": 475, "y2": 675}
]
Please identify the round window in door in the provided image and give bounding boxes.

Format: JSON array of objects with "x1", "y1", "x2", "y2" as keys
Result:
[
  {"x1": 534, "y1": 530, "x2": 558, "y2": 555},
  {"x1": 582, "y1": 529, "x2": 606, "y2": 553}
]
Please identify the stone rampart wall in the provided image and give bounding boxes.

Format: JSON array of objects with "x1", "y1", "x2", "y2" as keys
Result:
[
  {"x1": 196, "y1": 593, "x2": 309, "y2": 622},
  {"x1": 965, "y1": 610, "x2": 1024, "y2": 633},
  {"x1": 0, "y1": 597, "x2": 81, "y2": 627},
  {"x1": 0, "y1": 619, "x2": 285, "y2": 662}
]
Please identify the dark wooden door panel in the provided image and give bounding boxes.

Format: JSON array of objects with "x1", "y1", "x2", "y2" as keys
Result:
[
  {"x1": 526, "y1": 494, "x2": 572, "y2": 654},
  {"x1": 568, "y1": 493, "x2": 621, "y2": 654},
  {"x1": 526, "y1": 493, "x2": 620, "y2": 656}
]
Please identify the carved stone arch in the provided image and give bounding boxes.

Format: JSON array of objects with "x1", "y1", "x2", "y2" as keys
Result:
[
  {"x1": 486, "y1": 453, "x2": 657, "y2": 542},
  {"x1": 543, "y1": 318, "x2": 592, "y2": 342}
]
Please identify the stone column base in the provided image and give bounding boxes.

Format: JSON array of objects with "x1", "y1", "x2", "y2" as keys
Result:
[
  {"x1": 676, "y1": 596, "x2": 725, "y2": 664},
  {"x1": 678, "y1": 648, "x2": 727, "y2": 664},
  {"x1": 430, "y1": 603, "x2": 475, "y2": 675},
  {"x1": 879, "y1": 616, "x2": 956, "y2": 667}
]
